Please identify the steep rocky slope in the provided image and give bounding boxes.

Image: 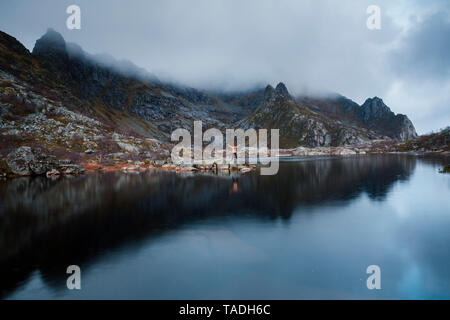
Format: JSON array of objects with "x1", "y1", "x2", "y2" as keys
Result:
[
  {"x1": 0, "y1": 29, "x2": 265, "y2": 176},
  {"x1": 297, "y1": 95, "x2": 417, "y2": 140},
  {"x1": 0, "y1": 30, "x2": 170, "y2": 176},
  {"x1": 0, "y1": 28, "x2": 422, "y2": 176},
  {"x1": 359, "y1": 97, "x2": 417, "y2": 140},
  {"x1": 30, "y1": 29, "x2": 262, "y2": 135},
  {"x1": 239, "y1": 83, "x2": 384, "y2": 148}
]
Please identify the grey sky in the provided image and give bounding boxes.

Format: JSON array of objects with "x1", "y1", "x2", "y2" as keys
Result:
[{"x1": 0, "y1": 0, "x2": 449, "y2": 134}]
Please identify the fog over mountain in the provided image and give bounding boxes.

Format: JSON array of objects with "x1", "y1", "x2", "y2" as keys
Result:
[{"x1": 0, "y1": 0, "x2": 449, "y2": 133}]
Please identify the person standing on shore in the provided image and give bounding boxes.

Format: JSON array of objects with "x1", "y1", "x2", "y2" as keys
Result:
[{"x1": 227, "y1": 143, "x2": 238, "y2": 162}]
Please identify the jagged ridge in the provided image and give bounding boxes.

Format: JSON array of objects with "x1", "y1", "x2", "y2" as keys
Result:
[
  {"x1": 240, "y1": 83, "x2": 388, "y2": 148},
  {"x1": 1, "y1": 28, "x2": 419, "y2": 156}
]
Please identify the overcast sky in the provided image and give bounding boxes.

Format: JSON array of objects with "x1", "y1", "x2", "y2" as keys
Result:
[{"x1": 0, "y1": 0, "x2": 449, "y2": 134}]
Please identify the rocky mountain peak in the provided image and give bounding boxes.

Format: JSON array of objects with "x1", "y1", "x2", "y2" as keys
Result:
[
  {"x1": 359, "y1": 97, "x2": 417, "y2": 140},
  {"x1": 264, "y1": 82, "x2": 292, "y2": 101},
  {"x1": 264, "y1": 85, "x2": 275, "y2": 98},
  {"x1": 0, "y1": 31, "x2": 30, "y2": 56},
  {"x1": 360, "y1": 96, "x2": 393, "y2": 121},
  {"x1": 275, "y1": 82, "x2": 292, "y2": 99},
  {"x1": 365, "y1": 96, "x2": 387, "y2": 107},
  {"x1": 32, "y1": 28, "x2": 67, "y2": 57},
  {"x1": 0, "y1": 28, "x2": 421, "y2": 151}
]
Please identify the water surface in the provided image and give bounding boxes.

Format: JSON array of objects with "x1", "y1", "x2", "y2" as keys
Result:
[{"x1": 1, "y1": 154, "x2": 449, "y2": 299}]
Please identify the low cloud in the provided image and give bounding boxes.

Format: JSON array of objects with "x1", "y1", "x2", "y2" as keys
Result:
[{"x1": 389, "y1": 11, "x2": 450, "y2": 80}]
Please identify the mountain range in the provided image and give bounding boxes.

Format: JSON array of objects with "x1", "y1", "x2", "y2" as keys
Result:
[{"x1": 0, "y1": 28, "x2": 418, "y2": 167}]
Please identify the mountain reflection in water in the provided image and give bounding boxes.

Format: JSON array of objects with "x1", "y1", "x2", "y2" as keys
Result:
[{"x1": 1, "y1": 154, "x2": 449, "y2": 299}]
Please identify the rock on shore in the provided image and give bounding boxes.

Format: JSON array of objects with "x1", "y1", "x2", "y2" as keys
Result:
[
  {"x1": 1, "y1": 146, "x2": 85, "y2": 177},
  {"x1": 290, "y1": 146, "x2": 364, "y2": 156}
]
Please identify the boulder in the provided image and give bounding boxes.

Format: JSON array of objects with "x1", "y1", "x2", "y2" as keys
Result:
[
  {"x1": 117, "y1": 141, "x2": 140, "y2": 153},
  {"x1": 59, "y1": 164, "x2": 85, "y2": 175},
  {"x1": 152, "y1": 160, "x2": 166, "y2": 167},
  {"x1": 334, "y1": 148, "x2": 357, "y2": 155},
  {"x1": 6, "y1": 146, "x2": 34, "y2": 175},
  {"x1": 30, "y1": 152, "x2": 57, "y2": 175},
  {"x1": 4, "y1": 147, "x2": 86, "y2": 177},
  {"x1": 59, "y1": 159, "x2": 73, "y2": 165},
  {"x1": 106, "y1": 152, "x2": 126, "y2": 159}
]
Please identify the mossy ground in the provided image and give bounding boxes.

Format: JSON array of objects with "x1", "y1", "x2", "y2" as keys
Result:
[
  {"x1": 0, "y1": 158, "x2": 13, "y2": 176},
  {"x1": 440, "y1": 165, "x2": 450, "y2": 174}
]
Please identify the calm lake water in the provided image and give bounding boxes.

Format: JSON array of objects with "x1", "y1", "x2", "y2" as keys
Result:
[{"x1": 1, "y1": 154, "x2": 449, "y2": 299}]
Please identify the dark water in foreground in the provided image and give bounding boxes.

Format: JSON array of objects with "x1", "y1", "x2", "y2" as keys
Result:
[{"x1": 0, "y1": 154, "x2": 449, "y2": 299}]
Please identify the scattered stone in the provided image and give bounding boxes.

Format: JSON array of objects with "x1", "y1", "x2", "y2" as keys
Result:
[
  {"x1": 152, "y1": 160, "x2": 166, "y2": 167},
  {"x1": 122, "y1": 165, "x2": 141, "y2": 171},
  {"x1": 59, "y1": 159, "x2": 73, "y2": 165},
  {"x1": 106, "y1": 152, "x2": 126, "y2": 159},
  {"x1": 46, "y1": 169, "x2": 60, "y2": 177},
  {"x1": 291, "y1": 146, "x2": 361, "y2": 156},
  {"x1": 4, "y1": 147, "x2": 86, "y2": 177},
  {"x1": 59, "y1": 164, "x2": 85, "y2": 175},
  {"x1": 117, "y1": 141, "x2": 140, "y2": 153},
  {"x1": 335, "y1": 147, "x2": 357, "y2": 156},
  {"x1": 29, "y1": 159, "x2": 49, "y2": 175}
]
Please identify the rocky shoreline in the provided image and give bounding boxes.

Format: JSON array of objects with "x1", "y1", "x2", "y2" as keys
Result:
[
  {"x1": 0, "y1": 146, "x2": 85, "y2": 178},
  {"x1": 2, "y1": 144, "x2": 449, "y2": 180},
  {"x1": 282, "y1": 145, "x2": 450, "y2": 157},
  {"x1": 0, "y1": 145, "x2": 259, "y2": 179},
  {"x1": 2, "y1": 29, "x2": 444, "y2": 181}
]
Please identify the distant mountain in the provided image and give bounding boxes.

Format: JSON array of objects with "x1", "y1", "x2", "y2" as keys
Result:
[
  {"x1": 0, "y1": 28, "x2": 272, "y2": 168},
  {"x1": 29, "y1": 29, "x2": 267, "y2": 132},
  {"x1": 359, "y1": 97, "x2": 417, "y2": 140},
  {"x1": 297, "y1": 95, "x2": 417, "y2": 140},
  {"x1": 33, "y1": 28, "x2": 160, "y2": 83},
  {"x1": 239, "y1": 83, "x2": 384, "y2": 147},
  {"x1": 1, "y1": 27, "x2": 419, "y2": 162}
]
